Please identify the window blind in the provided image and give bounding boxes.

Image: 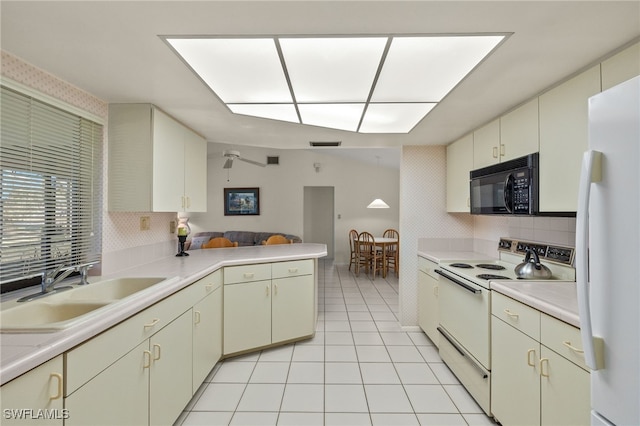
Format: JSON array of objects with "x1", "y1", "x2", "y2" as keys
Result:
[{"x1": 0, "y1": 86, "x2": 103, "y2": 285}]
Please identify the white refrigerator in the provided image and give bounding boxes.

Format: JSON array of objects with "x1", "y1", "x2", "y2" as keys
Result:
[{"x1": 576, "y1": 75, "x2": 640, "y2": 426}]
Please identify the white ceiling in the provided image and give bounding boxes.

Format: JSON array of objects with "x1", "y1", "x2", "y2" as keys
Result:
[{"x1": 1, "y1": 1, "x2": 639, "y2": 165}]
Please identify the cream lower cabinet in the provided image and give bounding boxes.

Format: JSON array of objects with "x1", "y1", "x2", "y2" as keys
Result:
[
  {"x1": 192, "y1": 273, "x2": 223, "y2": 392},
  {"x1": 0, "y1": 355, "x2": 64, "y2": 426},
  {"x1": 417, "y1": 256, "x2": 439, "y2": 347},
  {"x1": 491, "y1": 292, "x2": 590, "y2": 426},
  {"x1": 224, "y1": 260, "x2": 315, "y2": 356}
]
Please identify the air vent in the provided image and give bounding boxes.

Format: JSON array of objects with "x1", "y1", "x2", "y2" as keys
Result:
[
  {"x1": 267, "y1": 156, "x2": 279, "y2": 165},
  {"x1": 309, "y1": 141, "x2": 342, "y2": 147}
]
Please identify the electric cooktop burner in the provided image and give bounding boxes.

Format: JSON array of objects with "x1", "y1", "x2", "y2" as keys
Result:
[
  {"x1": 476, "y1": 263, "x2": 507, "y2": 271},
  {"x1": 450, "y1": 263, "x2": 473, "y2": 268},
  {"x1": 476, "y1": 274, "x2": 511, "y2": 280}
]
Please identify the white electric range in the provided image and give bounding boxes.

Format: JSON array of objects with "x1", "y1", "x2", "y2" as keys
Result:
[{"x1": 435, "y1": 238, "x2": 575, "y2": 415}]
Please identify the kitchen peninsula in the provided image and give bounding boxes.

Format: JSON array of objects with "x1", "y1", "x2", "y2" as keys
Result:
[{"x1": 0, "y1": 243, "x2": 326, "y2": 425}]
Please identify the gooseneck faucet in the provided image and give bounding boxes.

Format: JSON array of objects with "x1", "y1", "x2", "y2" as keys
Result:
[{"x1": 42, "y1": 264, "x2": 75, "y2": 293}]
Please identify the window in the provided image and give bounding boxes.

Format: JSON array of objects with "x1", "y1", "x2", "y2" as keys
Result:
[{"x1": 0, "y1": 85, "x2": 103, "y2": 290}]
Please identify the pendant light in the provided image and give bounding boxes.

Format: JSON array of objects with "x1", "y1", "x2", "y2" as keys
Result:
[{"x1": 367, "y1": 156, "x2": 390, "y2": 209}]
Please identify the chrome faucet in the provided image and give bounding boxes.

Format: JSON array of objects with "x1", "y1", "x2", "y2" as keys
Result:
[
  {"x1": 75, "y1": 262, "x2": 98, "y2": 285},
  {"x1": 41, "y1": 264, "x2": 75, "y2": 293}
]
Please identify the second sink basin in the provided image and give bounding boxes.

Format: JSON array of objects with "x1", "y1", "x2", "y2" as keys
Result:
[
  {"x1": 67, "y1": 277, "x2": 169, "y2": 301},
  {"x1": 0, "y1": 301, "x2": 111, "y2": 331}
]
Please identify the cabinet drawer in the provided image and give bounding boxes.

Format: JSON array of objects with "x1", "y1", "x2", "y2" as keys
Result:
[
  {"x1": 224, "y1": 263, "x2": 271, "y2": 284},
  {"x1": 492, "y1": 292, "x2": 540, "y2": 340},
  {"x1": 272, "y1": 259, "x2": 313, "y2": 279},
  {"x1": 418, "y1": 256, "x2": 439, "y2": 279},
  {"x1": 541, "y1": 313, "x2": 588, "y2": 371},
  {"x1": 192, "y1": 269, "x2": 222, "y2": 300},
  {"x1": 66, "y1": 282, "x2": 196, "y2": 395}
]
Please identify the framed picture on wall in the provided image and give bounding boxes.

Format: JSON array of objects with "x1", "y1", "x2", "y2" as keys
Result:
[{"x1": 224, "y1": 187, "x2": 260, "y2": 216}]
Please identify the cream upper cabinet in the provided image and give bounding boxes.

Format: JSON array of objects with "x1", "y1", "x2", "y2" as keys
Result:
[
  {"x1": 108, "y1": 103, "x2": 207, "y2": 212},
  {"x1": 500, "y1": 98, "x2": 539, "y2": 162},
  {"x1": 0, "y1": 355, "x2": 64, "y2": 426},
  {"x1": 539, "y1": 65, "x2": 601, "y2": 213},
  {"x1": 446, "y1": 134, "x2": 473, "y2": 212},
  {"x1": 473, "y1": 119, "x2": 500, "y2": 169},
  {"x1": 601, "y1": 42, "x2": 640, "y2": 91}
]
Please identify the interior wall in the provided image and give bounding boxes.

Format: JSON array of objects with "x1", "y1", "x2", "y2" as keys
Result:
[
  {"x1": 188, "y1": 143, "x2": 400, "y2": 263},
  {"x1": 304, "y1": 186, "x2": 335, "y2": 258}
]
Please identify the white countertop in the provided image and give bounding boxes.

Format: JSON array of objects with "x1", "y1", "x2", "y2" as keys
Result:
[
  {"x1": 491, "y1": 280, "x2": 580, "y2": 328},
  {"x1": 0, "y1": 243, "x2": 327, "y2": 385}
]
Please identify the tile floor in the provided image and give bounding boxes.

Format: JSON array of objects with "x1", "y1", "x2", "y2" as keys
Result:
[{"x1": 175, "y1": 260, "x2": 497, "y2": 426}]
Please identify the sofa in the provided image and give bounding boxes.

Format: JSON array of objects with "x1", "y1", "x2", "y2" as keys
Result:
[{"x1": 186, "y1": 231, "x2": 302, "y2": 250}]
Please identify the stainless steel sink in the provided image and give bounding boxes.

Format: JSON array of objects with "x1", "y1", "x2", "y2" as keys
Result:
[{"x1": 0, "y1": 277, "x2": 173, "y2": 332}]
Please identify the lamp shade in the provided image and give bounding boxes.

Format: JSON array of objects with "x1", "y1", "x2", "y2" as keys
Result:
[{"x1": 367, "y1": 198, "x2": 390, "y2": 209}]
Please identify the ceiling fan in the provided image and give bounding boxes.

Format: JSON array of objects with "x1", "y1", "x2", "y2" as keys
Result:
[{"x1": 222, "y1": 150, "x2": 266, "y2": 169}]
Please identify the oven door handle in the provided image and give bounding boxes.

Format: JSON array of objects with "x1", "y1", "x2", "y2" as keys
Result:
[{"x1": 435, "y1": 270, "x2": 481, "y2": 294}]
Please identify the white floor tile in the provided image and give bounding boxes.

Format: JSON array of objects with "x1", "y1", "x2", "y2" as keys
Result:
[
  {"x1": 325, "y1": 311, "x2": 349, "y2": 321},
  {"x1": 352, "y1": 332, "x2": 384, "y2": 345},
  {"x1": 236, "y1": 383, "x2": 285, "y2": 412},
  {"x1": 324, "y1": 385, "x2": 369, "y2": 413},
  {"x1": 350, "y1": 321, "x2": 379, "y2": 332},
  {"x1": 324, "y1": 412, "x2": 372, "y2": 425},
  {"x1": 287, "y1": 362, "x2": 324, "y2": 384},
  {"x1": 417, "y1": 345, "x2": 441, "y2": 362},
  {"x1": 295, "y1": 332, "x2": 324, "y2": 346},
  {"x1": 181, "y1": 411, "x2": 234, "y2": 426},
  {"x1": 394, "y1": 363, "x2": 439, "y2": 385},
  {"x1": 371, "y1": 311, "x2": 397, "y2": 321},
  {"x1": 249, "y1": 362, "x2": 290, "y2": 383},
  {"x1": 407, "y1": 332, "x2": 433, "y2": 346},
  {"x1": 386, "y1": 346, "x2": 424, "y2": 363},
  {"x1": 356, "y1": 346, "x2": 391, "y2": 363},
  {"x1": 230, "y1": 411, "x2": 279, "y2": 425},
  {"x1": 348, "y1": 311, "x2": 374, "y2": 321},
  {"x1": 324, "y1": 320, "x2": 352, "y2": 331},
  {"x1": 444, "y1": 384, "x2": 484, "y2": 414},
  {"x1": 192, "y1": 383, "x2": 245, "y2": 411},
  {"x1": 380, "y1": 332, "x2": 413, "y2": 346},
  {"x1": 212, "y1": 361, "x2": 256, "y2": 383},
  {"x1": 462, "y1": 413, "x2": 498, "y2": 425},
  {"x1": 429, "y1": 362, "x2": 461, "y2": 385},
  {"x1": 371, "y1": 413, "x2": 420, "y2": 426},
  {"x1": 364, "y1": 384, "x2": 413, "y2": 413},
  {"x1": 415, "y1": 413, "x2": 468, "y2": 426},
  {"x1": 277, "y1": 412, "x2": 324, "y2": 425},
  {"x1": 280, "y1": 384, "x2": 324, "y2": 412},
  {"x1": 325, "y1": 345, "x2": 358, "y2": 362},
  {"x1": 259, "y1": 345, "x2": 294, "y2": 362},
  {"x1": 325, "y1": 331, "x2": 354, "y2": 345},
  {"x1": 375, "y1": 321, "x2": 404, "y2": 332},
  {"x1": 292, "y1": 345, "x2": 325, "y2": 362},
  {"x1": 325, "y1": 362, "x2": 363, "y2": 384},
  {"x1": 359, "y1": 362, "x2": 400, "y2": 384},
  {"x1": 404, "y1": 385, "x2": 458, "y2": 413}
]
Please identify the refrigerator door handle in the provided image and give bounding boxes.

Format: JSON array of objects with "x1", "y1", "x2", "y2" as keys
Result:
[{"x1": 576, "y1": 150, "x2": 605, "y2": 371}]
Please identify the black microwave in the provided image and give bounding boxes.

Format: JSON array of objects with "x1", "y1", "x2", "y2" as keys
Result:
[{"x1": 470, "y1": 153, "x2": 539, "y2": 215}]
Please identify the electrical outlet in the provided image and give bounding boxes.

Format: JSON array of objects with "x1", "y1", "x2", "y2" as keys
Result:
[
  {"x1": 140, "y1": 216, "x2": 150, "y2": 231},
  {"x1": 169, "y1": 220, "x2": 176, "y2": 234}
]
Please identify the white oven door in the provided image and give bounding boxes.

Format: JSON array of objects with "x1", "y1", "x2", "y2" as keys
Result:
[{"x1": 436, "y1": 269, "x2": 491, "y2": 370}]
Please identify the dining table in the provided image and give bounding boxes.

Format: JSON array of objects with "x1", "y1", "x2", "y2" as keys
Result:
[{"x1": 357, "y1": 236, "x2": 398, "y2": 278}]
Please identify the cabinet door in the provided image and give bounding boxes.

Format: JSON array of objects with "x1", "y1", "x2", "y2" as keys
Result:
[
  {"x1": 539, "y1": 65, "x2": 601, "y2": 212},
  {"x1": 193, "y1": 286, "x2": 222, "y2": 392},
  {"x1": 224, "y1": 280, "x2": 272, "y2": 355},
  {"x1": 418, "y1": 270, "x2": 439, "y2": 347},
  {"x1": 540, "y1": 347, "x2": 590, "y2": 426},
  {"x1": 152, "y1": 108, "x2": 186, "y2": 212},
  {"x1": 446, "y1": 133, "x2": 473, "y2": 212},
  {"x1": 272, "y1": 275, "x2": 315, "y2": 344},
  {"x1": 149, "y1": 310, "x2": 193, "y2": 426},
  {"x1": 500, "y1": 98, "x2": 539, "y2": 162},
  {"x1": 183, "y1": 129, "x2": 207, "y2": 212},
  {"x1": 491, "y1": 316, "x2": 541, "y2": 426},
  {"x1": 65, "y1": 342, "x2": 149, "y2": 426},
  {"x1": 473, "y1": 119, "x2": 500, "y2": 169},
  {"x1": 1, "y1": 356, "x2": 64, "y2": 426}
]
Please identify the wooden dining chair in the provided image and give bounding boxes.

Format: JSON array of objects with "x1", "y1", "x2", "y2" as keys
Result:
[
  {"x1": 356, "y1": 231, "x2": 383, "y2": 279},
  {"x1": 262, "y1": 234, "x2": 293, "y2": 245},
  {"x1": 202, "y1": 237, "x2": 238, "y2": 249},
  {"x1": 348, "y1": 229, "x2": 359, "y2": 271},
  {"x1": 383, "y1": 228, "x2": 399, "y2": 277}
]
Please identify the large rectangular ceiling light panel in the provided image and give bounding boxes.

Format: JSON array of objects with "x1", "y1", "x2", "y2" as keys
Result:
[
  {"x1": 371, "y1": 35, "x2": 504, "y2": 102},
  {"x1": 167, "y1": 38, "x2": 292, "y2": 103},
  {"x1": 298, "y1": 104, "x2": 365, "y2": 132},
  {"x1": 279, "y1": 37, "x2": 387, "y2": 102},
  {"x1": 360, "y1": 103, "x2": 436, "y2": 133}
]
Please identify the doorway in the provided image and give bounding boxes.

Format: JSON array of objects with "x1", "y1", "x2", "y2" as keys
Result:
[{"x1": 303, "y1": 186, "x2": 334, "y2": 259}]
